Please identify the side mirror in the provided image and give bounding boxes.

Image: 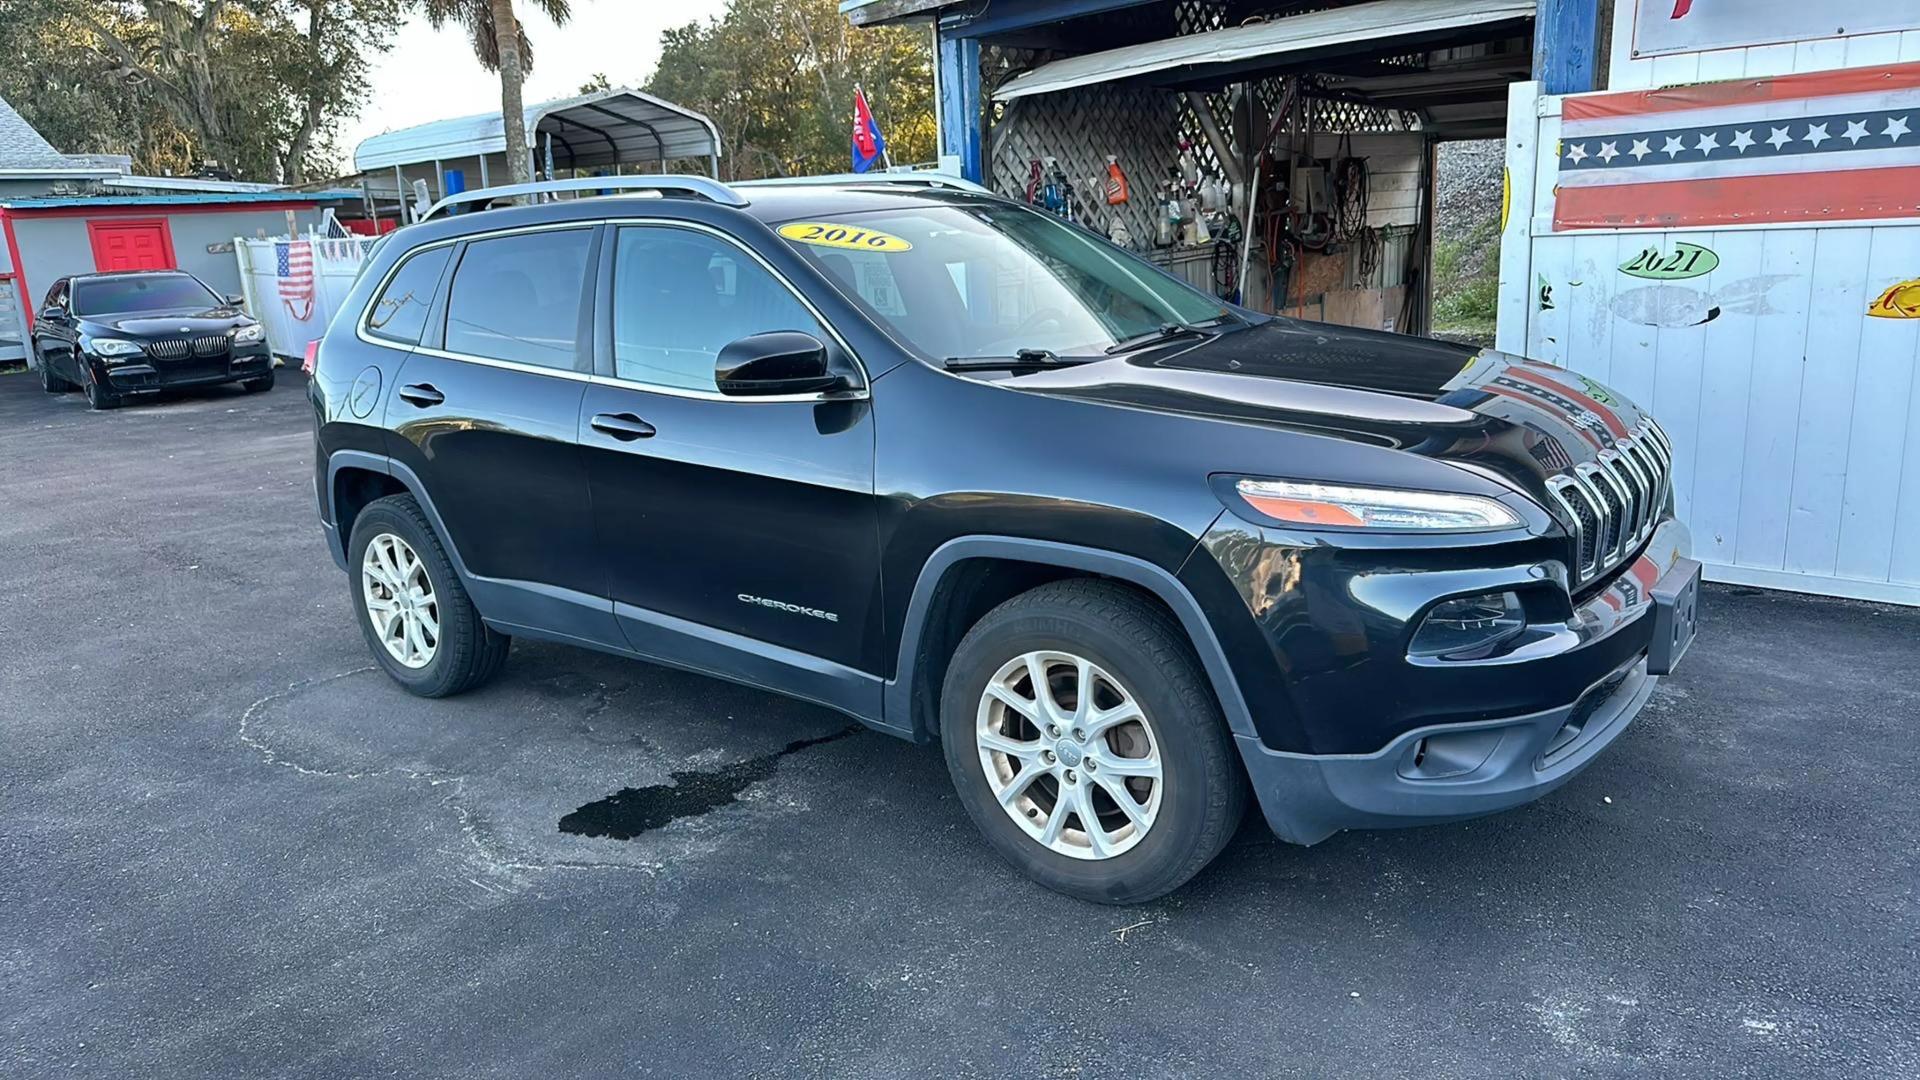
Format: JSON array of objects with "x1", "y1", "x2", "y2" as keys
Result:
[
  {"x1": 39, "y1": 305, "x2": 65, "y2": 322},
  {"x1": 225, "y1": 293, "x2": 246, "y2": 307},
  {"x1": 714, "y1": 331, "x2": 846, "y2": 396}
]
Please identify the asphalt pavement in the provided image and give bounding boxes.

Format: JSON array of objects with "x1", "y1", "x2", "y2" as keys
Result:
[{"x1": 2, "y1": 369, "x2": 1915, "y2": 1078}]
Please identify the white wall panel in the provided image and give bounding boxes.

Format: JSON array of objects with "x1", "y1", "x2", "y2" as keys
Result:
[
  {"x1": 1607, "y1": 8, "x2": 1915, "y2": 91},
  {"x1": 1502, "y1": 62, "x2": 1920, "y2": 602}
]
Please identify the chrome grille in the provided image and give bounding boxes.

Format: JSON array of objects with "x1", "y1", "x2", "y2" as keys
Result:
[
  {"x1": 1545, "y1": 422, "x2": 1674, "y2": 586},
  {"x1": 144, "y1": 335, "x2": 230, "y2": 360}
]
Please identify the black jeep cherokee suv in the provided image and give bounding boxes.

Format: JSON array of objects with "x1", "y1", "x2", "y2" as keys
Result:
[{"x1": 311, "y1": 175, "x2": 1701, "y2": 903}]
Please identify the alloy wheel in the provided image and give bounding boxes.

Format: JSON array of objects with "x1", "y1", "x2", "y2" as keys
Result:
[
  {"x1": 362, "y1": 533, "x2": 439, "y2": 668},
  {"x1": 975, "y1": 650, "x2": 1163, "y2": 860}
]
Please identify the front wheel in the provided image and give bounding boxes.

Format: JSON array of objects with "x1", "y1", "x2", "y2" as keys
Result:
[
  {"x1": 241, "y1": 368, "x2": 275, "y2": 393},
  {"x1": 347, "y1": 494, "x2": 510, "y2": 697},
  {"x1": 940, "y1": 579, "x2": 1248, "y2": 904},
  {"x1": 84, "y1": 372, "x2": 119, "y2": 410}
]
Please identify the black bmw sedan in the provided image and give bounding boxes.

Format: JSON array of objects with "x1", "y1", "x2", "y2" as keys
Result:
[{"x1": 32, "y1": 269, "x2": 276, "y2": 410}]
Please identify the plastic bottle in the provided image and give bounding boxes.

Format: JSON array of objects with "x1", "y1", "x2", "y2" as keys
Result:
[{"x1": 1105, "y1": 156, "x2": 1130, "y2": 205}]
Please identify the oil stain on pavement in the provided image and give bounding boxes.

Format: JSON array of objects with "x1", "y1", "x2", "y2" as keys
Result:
[{"x1": 559, "y1": 725, "x2": 865, "y2": 840}]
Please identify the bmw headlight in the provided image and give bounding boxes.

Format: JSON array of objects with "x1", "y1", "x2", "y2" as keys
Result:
[
  {"x1": 232, "y1": 323, "x2": 265, "y2": 344},
  {"x1": 1231, "y1": 478, "x2": 1522, "y2": 532},
  {"x1": 89, "y1": 338, "x2": 144, "y2": 360}
]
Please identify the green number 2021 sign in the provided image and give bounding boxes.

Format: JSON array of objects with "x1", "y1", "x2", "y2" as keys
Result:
[{"x1": 1620, "y1": 242, "x2": 1719, "y2": 280}]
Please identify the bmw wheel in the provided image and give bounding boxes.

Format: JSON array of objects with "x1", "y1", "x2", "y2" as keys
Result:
[
  {"x1": 84, "y1": 371, "x2": 119, "y2": 410},
  {"x1": 36, "y1": 348, "x2": 75, "y2": 393}
]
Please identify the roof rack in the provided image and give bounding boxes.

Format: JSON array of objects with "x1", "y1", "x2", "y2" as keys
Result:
[
  {"x1": 733, "y1": 172, "x2": 994, "y2": 196},
  {"x1": 419, "y1": 175, "x2": 748, "y2": 221}
]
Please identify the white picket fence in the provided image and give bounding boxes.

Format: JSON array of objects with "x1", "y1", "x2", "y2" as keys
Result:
[{"x1": 233, "y1": 235, "x2": 379, "y2": 359}]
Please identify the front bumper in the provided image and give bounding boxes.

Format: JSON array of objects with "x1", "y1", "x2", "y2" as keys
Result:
[
  {"x1": 1212, "y1": 515, "x2": 1693, "y2": 845},
  {"x1": 1241, "y1": 653, "x2": 1655, "y2": 844},
  {"x1": 94, "y1": 346, "x2": 273, "y2": 391}
]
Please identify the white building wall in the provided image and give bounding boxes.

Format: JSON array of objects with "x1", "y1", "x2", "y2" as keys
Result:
[
  {"x1": 1608, "y1": 15, "x2": 1920, "y2": 93},
  {"x1": 1496, "y1": 17, "x2": 1920, "y2": 605}
]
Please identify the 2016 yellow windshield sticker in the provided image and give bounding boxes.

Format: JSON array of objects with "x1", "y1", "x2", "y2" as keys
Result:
[{"x1": 777, "y1": 222, "x2": 912, "y2": 252}]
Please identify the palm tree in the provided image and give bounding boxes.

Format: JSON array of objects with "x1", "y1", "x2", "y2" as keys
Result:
[{"x1": 418, "y1": 0, "x2": 572, "y2": 187}]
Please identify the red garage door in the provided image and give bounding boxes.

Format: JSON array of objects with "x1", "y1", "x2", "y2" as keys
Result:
[{"x1": 88, "y1": 219, "x2": 177, "y2": 271}]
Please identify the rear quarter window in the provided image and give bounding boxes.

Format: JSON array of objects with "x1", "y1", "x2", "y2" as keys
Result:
[
  {"x1": 442, "y1": 229, "x2": 594, "y2": 371},
  {"x1": 364, "y1": 245, "x2": 453, "y2": 345}
]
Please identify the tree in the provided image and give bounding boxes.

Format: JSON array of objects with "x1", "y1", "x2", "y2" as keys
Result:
[
  {"x1": 414, "y1": 0, "x2": 570, "y2": 187},
  {"x1": 0, "y1": 0, "x2": 401, "y2": 181},
  {"x1": 644, "y1": 0, "x2": 934, "y2": 180}
]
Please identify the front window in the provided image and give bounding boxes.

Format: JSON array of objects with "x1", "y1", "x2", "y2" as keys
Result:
[
  {"x1": 775, "y1": 202, "x2": 1232, "y2": 361},
  {"x1": 72, "y1": 274, "x2": 218, "y2": 316},
  {"x1": 611, "y1": 225, "x2": 827, "y2": 392}
]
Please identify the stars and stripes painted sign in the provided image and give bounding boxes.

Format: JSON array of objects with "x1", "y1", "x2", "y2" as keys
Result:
[
  {"x1": 1554, "y1": 62, "x2": 1920, "y2": 230},
  {"x1": 276, "y1": 239, "x2": 315, "y2": 321}
]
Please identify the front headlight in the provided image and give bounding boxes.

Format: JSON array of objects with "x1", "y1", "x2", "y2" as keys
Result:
[
  {"x1": 232, "y1": 323, "x2": 265, "y2": 344},
  {"x1": 89, "y1": 338, "x2": 144, "y2": 359},
  {"x1": 1232, "y1": 478, "x2": 1522, "y2": 531}
]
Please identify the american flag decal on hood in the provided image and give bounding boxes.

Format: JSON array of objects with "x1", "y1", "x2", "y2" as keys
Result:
[{"x1": 1554, "y1": 61, "x2": 1920, "y2": 230}]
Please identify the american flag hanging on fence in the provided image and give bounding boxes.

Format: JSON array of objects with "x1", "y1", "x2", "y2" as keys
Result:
[
  {"x1": 1554, "y1": 61, "x2": 1920, "y2": 231},
  {"x1": 276, "y1": 239, "x2": 315, "y2": 321}
]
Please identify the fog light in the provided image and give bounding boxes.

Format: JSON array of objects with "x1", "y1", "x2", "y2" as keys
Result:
[{"x1": 1409, "y1": 591, "x2": 1527, "y2": 660}]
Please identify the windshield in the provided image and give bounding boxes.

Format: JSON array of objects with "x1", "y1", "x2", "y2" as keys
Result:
[
  {"x1": 775, "y1": 203, "x2": 1232, "y2": 360},
  {"x1": 72, "y1": 274, "x2": 218, "y2": 317}
]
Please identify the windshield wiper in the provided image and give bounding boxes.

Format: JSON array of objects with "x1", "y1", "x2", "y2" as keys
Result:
[
  {"x1": 1104, "y1": 323, "x2": 1209, "y2": 355},
  {"x1": 943, "y1": 348, "x2": 1094, "y2": 372}
]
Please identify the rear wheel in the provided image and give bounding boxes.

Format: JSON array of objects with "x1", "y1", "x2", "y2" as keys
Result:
[
  {"x1": 940, "y1": 579, "x2": 1248, "y2": 904},
  {"x1": 36, "y1": 349, "x2": 75, "y2": 393},
  {"x1": 241, "y1": 368, "x2": 275, "y2": 393},
  {"x1": 347, "y1": 494, "x2": 510, "y2": 697}
]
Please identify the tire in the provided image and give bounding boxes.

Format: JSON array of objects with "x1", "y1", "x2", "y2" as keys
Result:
[
  {"x1": 36, "y1": 349, "x2": 75, "y2": 393},
  {"x1": 84, "y1": 371, "x2": 119, "y2": 410},
  {"x1": 939, "y1": 579, "x2": 1248, "y2": 904},
  {"x1": 347, "y1": 493, "x2": 510, "y2": 697},
  {"x1": 241, "y1": 368, "x2": 275, "y2": 393}
]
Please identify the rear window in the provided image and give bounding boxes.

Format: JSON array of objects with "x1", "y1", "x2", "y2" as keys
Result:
[
  {"x1": 442, "y1": 229, "x2": 593, "y2": 370},
  {"x1": 72, "y1": 274, "x2": 216, "y2": 316},
  {"x1": 364, "y1": 246, "x2": 452, "y2": 345}
]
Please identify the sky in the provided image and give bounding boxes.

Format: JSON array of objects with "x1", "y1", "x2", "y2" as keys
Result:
[{"x1": 339, "y1": 3, "x2": 732, "y2": 163}]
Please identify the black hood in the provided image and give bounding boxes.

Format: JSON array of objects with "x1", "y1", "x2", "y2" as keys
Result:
[
  {"x1": 989, "y1": 317, "x2": 1655, "y2": 504},
  {"x1": 82, "y1": 305, "x2": 252, "y2": 337}
]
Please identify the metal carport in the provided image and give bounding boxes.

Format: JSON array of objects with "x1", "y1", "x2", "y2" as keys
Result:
[{"x1": 350, "y1": 88, "x2": 725, "y2": 218}]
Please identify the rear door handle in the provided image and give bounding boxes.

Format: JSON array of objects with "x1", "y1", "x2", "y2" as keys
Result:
[
  {"x1": 398, "y1": 383, "x2": 444, "y2": 407},
  {"x1": 590, "y1": 412, "x2": 656, "y2": 441}
]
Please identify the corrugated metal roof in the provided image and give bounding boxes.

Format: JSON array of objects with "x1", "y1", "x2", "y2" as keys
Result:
[
  {"x1": 353, "y1": 87, "x2": 722, "y2": 172},
  {"x1": 0, "y1": 190, "x2": 360, "y2": 209},
  {"x1": 993, "y1": 0, "x2": 1536, "y2": 100},
  {"x1": 101, "y1": 175, "x2": 288, "y2": 194}
]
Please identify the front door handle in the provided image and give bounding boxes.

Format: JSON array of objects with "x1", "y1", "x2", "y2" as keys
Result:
[
  {"x1": 590, "y1": 412, "x2": 656, "y2": 441},
  {"x1": 398, "y1": 383, "x2": 444, "y2": 407}
]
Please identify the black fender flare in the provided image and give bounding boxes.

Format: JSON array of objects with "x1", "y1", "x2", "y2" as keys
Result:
[
  {"x1": 884, "y1": 536, "x2": 1256, "y2": 741},
  {"x1": 324, "y1": 450, "x2": 475, "y2": 586}
]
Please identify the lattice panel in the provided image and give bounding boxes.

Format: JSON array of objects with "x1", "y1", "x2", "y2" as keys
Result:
[
  {"x1": 978, "y1": 4, "x2": 1426, "y2": 261},
  {"x1": 1307, "y1": 95, "x2": 1418, "y2": 133},
  {"x1": 986, "y1": 82, "x2": 1184, "y2": 251}
]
